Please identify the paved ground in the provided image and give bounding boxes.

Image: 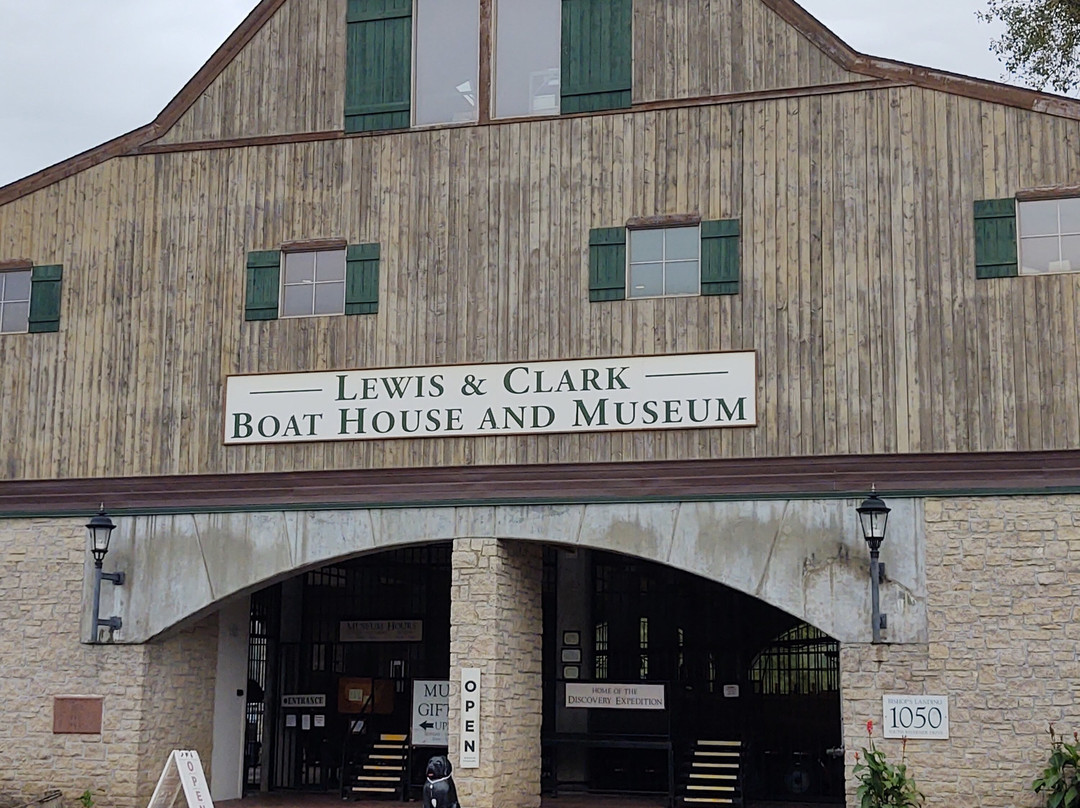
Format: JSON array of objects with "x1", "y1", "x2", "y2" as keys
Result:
[{"x1": 218, "y1": 793, "x2": 835, "y2": 808}]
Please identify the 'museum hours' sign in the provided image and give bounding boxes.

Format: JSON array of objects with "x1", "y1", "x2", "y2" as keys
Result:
[{"x1": 224, "y1": 351, "x2": 756, "y2": 444}]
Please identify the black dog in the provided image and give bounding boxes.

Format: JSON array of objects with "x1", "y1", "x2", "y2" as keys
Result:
[{"x1": 422, "y1": 755, "x2": 460, "y2": 808}]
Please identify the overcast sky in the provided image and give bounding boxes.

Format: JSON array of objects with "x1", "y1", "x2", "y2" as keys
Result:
[{"x1": 0, "y1": 0, "x2": 1014, "y2": 189}]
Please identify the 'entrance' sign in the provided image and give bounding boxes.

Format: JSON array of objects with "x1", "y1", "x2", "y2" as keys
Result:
[
  {"x1": 281, "y1": 694, "x2": 326, "y2": 708},
  {"x1": 224, "y1": 351, "x2": 756, "y2": 444},
  {"x1": 565, "y1": 683, "x2": 666, "y2": 710},
  {"x1": 460, "y1": 669, "x2": 481, "y2": 768},
  {"x1": 412, "y1": 680, "x2": 450, "y2": 747}
]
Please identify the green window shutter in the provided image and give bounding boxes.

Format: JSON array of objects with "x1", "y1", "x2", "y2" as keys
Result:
[
  {"x1": 561, "y1": 0, "x2": 632, "y2": 114},
  {"x1": 345, "y1": 0, "x2": 412, "y2": 133},
  {"x1": 589, "y1": 227, "x2": 626, "y2": 302},
  {"x1": 346, "y1": 243, "x2": 380, "y2": 315},
  {"x1": 974, "y1": 198, "x2": 1018, "y2": 278},
  {"x1": 700, "y1": 219, "x2": 740, "y2": 296},
  {"x1": 245, "y1": 251, "x2": 281, "y2": 321},
  {"x1": 27, "y1": 264, "x2": 62, "y2": 333}
]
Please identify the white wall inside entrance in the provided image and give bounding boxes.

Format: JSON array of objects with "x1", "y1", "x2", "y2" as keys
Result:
[
  {"x1": 104, "y1": 498, "x2": 925, "y2": 644},
  {"x1": 211, "y1": 596, "x2": 250, "y2": 801}
]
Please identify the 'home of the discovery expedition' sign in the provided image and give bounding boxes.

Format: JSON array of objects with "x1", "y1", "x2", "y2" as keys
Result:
[{"x1": 224, "y1": 351, "x2": 756, "y2": 445}]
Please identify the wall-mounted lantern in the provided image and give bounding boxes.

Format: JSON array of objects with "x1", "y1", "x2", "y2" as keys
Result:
[
  {"x1": 856, "y1": 488, "x2": 890, "y2": 643},
  {"x1": 87, "y1": 506, "x2": 125, "y2": 641}
]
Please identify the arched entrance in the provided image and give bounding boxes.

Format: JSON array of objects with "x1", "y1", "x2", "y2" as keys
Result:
[
  {"x1": 119, "y1": 498, "x2": 922, "y2": 804},
  {"x1": 543, "y1": 548, "x2": 843, "y2": 805},
  {"x1": 243, "y1": 544, "x2": 453, "y2": 796}
]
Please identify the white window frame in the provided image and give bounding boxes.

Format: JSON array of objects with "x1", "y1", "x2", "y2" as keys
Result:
[
  {"x1": 626, "y1": 225, "x2": 702, "y2": 299},
  {"x1": 280, "y1": 248, "x2": 347, "y2": 319},
  {"x1": 0, "y1": 268, "x2": 31, "y2": 334},
  {"x1": 1018, "y1": 196, "x2": 1080, "y2": 276}
]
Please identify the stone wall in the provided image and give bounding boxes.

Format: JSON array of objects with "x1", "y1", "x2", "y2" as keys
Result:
[
  {"x1": 841, "y1": 495, "x2": 1080, "y2": 807},
  {"x1": 0, "y1": 518, "x2": 217, "y2": 808},
  {"x1": 449, "y1": 538, "x2": 543, "y2": 808}
]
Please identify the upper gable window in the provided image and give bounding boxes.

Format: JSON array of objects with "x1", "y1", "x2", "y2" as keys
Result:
[
  {"x1": 0, "y1": 268, "x2": 31, "y2": 333},
  {"x1": 628, "y1": 226, "x2": 701, "y2": 298},
  {"x1": 344, "y1": 0, "x2": 631, "y2": 133},
  {"x1": 414, "y1": 0, "x2": 480, "y2": 126},
  {"x1": 282, "y1": 249, "x2": 347, "y2": 317},
  {"x1": 1019, "y1": 197, "x2": 1080, "y2": 275},
  {"x1": 493, "y1": 0, "x2": 561, "y2": 118}
]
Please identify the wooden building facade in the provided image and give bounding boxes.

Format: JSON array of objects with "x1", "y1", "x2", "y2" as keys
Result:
[{"x1": 1, "y1": 1, "x2": 1079, "y2": 807}]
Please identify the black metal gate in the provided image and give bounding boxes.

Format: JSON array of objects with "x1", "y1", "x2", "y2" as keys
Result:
[{"x1": 246, "y1": 545, "x2": 452, "y2": 792}]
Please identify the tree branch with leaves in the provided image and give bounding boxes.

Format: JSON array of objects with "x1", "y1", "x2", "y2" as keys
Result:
[{"x1": 978, "y1": 0, "x2": 1080, "y2": 94}]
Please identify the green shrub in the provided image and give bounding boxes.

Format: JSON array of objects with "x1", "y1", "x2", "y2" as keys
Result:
[
  {"x1": 853, "y1": 720, "x2": 924, "y2": 808},
  {"x1": 1033, "y1": 724, "x2": 1080, "y2": 808}
]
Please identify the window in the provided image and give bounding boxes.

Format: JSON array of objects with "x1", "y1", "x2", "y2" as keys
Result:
[
  {"x1": 1019, "y1": 197, "x2": 1080, "y2": 275},
  {"x1": 0, "y1": 268, "x2": 31, "y2": 334},
  {"x1": 282, "y1": 249, "x2": 347, "y2": 317},
  {"x1": 748, "y1": 623, "x2": 839, "y2": 696},
  {"x1": 494, "y1": 0, "x2": 561, "y2": 118},
  {"x1": 344, "y1": 0, "x2": 631, "y2": 131},
  {"x1": 588, "y1": 219, "x2": 740, "y2": 302},
  {"x1": 0, "y1": 264, "x2": 63, "y2": 334},
  {"x1": 244, "y1": 244, "x2": 379, "y2": 321},
  {"x1": 415, "y1": 0, "x2": 480, "y2": 126},
  {"x1": 975, "y1": 195, "x2": 1080, "y2": 279},
  {"x1": 628, "y1": 226, "x2": 700, "y2": 298}
]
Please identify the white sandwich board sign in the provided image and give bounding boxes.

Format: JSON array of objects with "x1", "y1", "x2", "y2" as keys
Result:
[{"x1": 147, "y1": 750, "x2": 214, "y2": 808}]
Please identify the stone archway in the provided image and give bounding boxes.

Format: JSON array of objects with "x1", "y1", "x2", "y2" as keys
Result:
[{"x1": 105, "y1": 498, "x2": 925, "y2": 644}]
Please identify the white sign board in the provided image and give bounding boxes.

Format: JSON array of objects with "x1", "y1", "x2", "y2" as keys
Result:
[
  {"x1": 146, "y1": 750, "x2": 214, "y2": 808},
  {"x1": 340, "y1": 619, "x2": 423, "y2": 642},
  {"x1": 460, "y1": 669, "x2": 481, "y2": 768},
  {"x1": 882, "y1": 695, "x2": 949, "y2": 739},
  {"x1": 565, "y1": 683, "x2": 666, "y2": 710},
  {"x1": 224, "y1": 351, "x2": 756, "y2": 444},
  {"x1": 412, "y1": 680, "x2": 450, "y2": 747},
  {"x1": 281, "y1": 694, "x2": 326, "y2": 708}
]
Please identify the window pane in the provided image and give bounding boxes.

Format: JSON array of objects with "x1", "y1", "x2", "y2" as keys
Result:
[
  {"x1": 665, "y1": 260, "x2": 700, "y2": 295},
  {"x1": 314, "y1": 282, "x2": 345, "y2": 315},
  {"x1": 494, "y1": 0, "x2": 560, "y2": 118},
  {"x1": 316, "y1": 250, "x2": 346, "y2": 282},
  {"x1": 628, "y1": 263, "x2": 663, "y2": 297},
  {"x1": 665, "y1": 226, "x2": 699, "y2": 260},
  {"x1": 1059, "y1": 235, "x2": 1080, "y2": 271},
  {"x1": 284, "y1": 252, "x2": 315, "y2": 284},
  {"x1": 1019, "y1": 199, "x2": 1059, "y2": 237},
  {"x1": 2, "y1": 270, "x2": 31, "y2": 302},
  {"x1": 1020, "y1": 235, "x2": 1060, "y2": 274},
  {"x1": 415, "y1": 0, "x2": 480, "y2": 126},
  {"x1": 282, "y1": 285, "x2": 314, "y2": 317},
  {"x1": 1, "y1": 301, "x2": 28, "y2": 333},
  {"x1": 1059, "y1": 198, "x2": 1080, "y2": 234},
  {"x1": 630, "y1": 229, "x2": 663, "y2": 262}
]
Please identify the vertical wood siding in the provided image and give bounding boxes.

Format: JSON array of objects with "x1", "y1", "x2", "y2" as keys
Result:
[
  {"x1": 154, "y1": 0, "x2": 868, "y2": 146},
  {"x1": 1, "y1": 87, "x2": 1079, "y2": 480},
  {"x1": 156, "y1": 0, "x2": 347, "y2": 144},
  {"x1": 633, "y1": 0, "x2": 871, "y2": 103}
]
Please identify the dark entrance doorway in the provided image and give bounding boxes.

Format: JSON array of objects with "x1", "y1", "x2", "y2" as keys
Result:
[
  {"x1": 544, "y1": 549, "x2": 843, "y2": 804},
  {"x1": 244, "y1": 544, "x2": 451, "y2": 795}
]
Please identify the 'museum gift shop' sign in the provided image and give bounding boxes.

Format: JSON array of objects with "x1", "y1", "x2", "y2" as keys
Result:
[{"x1": 224, "y1": 352, "x2": 756, "y2": 444}]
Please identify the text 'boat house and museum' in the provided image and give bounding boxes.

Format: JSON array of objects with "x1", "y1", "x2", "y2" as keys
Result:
[{"x1": 1, "y1": 0, "x2": 1079, "y2": 806}]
